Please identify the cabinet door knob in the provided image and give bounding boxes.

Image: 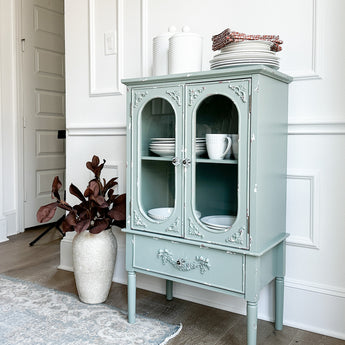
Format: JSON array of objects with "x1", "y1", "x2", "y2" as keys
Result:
[
  {"x1": 182, "y1": 158, "x2": 191, "y2": 167},
  {"x1": 172, "y1": 157, "x2": 181, "y2": 166}
]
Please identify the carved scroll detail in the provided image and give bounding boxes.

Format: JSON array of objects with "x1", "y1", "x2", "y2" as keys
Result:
[
  {"x1": 133, "y1": 211, "x2": 146, "y2": 228},
  {"x1": 166, "y1": 90, "x2": 181, "y2": 106},
  {"x1": 133, "y1": 91, "x2": 148, "y2": 108},
  {"x1": 188, "y1": 87, "x2": 205, "y2": 106},
  {"x1": 157, "y1": 249, "x2": 210, "y2": 274},
  {"x1": 225, "y1": 227, "x2": 246, "y2": 245},
  {"x1": 165, "y1": 217, "x2": 180, "y2": 233},
  {"x1": 188, "y1": 218, "x2": 204, "y2": 238},
  {"x1": 229, "y1": 84, "x2": 247, "y2": 103}
]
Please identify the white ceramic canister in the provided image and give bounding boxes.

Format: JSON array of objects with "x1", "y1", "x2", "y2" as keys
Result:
[
  {"x1": 168, "y1": 26, "x2": 203, "y2": 74},
  {"x1": 152, "y1": 26, "x2": 176, "y2": 76}
]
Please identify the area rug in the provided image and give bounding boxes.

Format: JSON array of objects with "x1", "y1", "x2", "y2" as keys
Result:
[{"x1": 0, "y1": 275, "x2": 182, "y2": 345}]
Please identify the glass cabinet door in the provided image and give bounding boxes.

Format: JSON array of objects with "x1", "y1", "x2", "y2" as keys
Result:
[
  {"x1": 130, "y1": 86, "x2": 183, "y2": 236},
  {"x1": 184, "y1": 80, "x2": 250, "y2": 248}
]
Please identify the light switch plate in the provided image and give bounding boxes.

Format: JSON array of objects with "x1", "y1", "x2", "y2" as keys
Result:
[{"x1": 104, "y1": 31, "x2": 116, "y2": 55}]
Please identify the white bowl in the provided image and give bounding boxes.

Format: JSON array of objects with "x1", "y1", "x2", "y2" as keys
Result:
[
  {"x1": 148, "y1": 208, "x2": 201, "y2": 220},
  {"x1": 200, "y1": 215, "x2": 236, "y2": 229},
  {"x1": 148, "y1": 207, "x2": 173, "y2": 220}
]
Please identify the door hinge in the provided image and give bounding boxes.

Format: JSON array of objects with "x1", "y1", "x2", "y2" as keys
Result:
[
  {"x1": 23, "y1": 117, "x2": 27, "y2": 128},
  {"x1": 21, "y1": 38, "x2": 25, "y2": 52}
]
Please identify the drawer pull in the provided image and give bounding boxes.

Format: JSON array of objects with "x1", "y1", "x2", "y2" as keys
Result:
[{"x1": 157, "y1": 249, "x2": 210, "y2": 274}]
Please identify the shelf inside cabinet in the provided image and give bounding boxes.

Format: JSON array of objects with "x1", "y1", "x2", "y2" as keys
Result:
[
  {"x1": 141, "y1": 155, "x2": 174, "y2": 162},
  {"x1": 196, "y1": 158, "x2": 238, "y2": 164}
]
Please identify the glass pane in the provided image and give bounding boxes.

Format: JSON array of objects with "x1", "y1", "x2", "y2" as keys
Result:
[
  {"x1": 140, "y1": 98, "x2": 176, "y2": 221},
  {"x1": 194, "y1": 95, "x2": 239, "y2": 228}
]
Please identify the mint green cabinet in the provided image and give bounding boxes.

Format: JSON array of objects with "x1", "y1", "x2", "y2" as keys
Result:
[{"x1": 122, "y1": 66, "x2": 292, "y2": 345}]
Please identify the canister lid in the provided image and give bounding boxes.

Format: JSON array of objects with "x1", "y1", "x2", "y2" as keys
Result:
[
  {"x1": 169, "y1": 25, "x2": 202, "y2": 39},
  {"x1": 153, "y1": 26, "x2": 177, "y2": 40}
]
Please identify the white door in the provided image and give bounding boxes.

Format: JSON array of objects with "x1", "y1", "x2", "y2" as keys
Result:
[{"x1": 22, "y1": 0, "x2": 66, "y2": 228}]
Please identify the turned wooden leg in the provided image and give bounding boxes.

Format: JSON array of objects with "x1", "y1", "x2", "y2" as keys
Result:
[
  {"x1": 275, "y1": 277, "x2": 284, "y2": 330},
  {"x1": 247, "y1": 301, "x2": 258, "y2": 345},
  {"x1": 127, "y1": 271, "x2": 136, "y2": 323},
  {"x1": 166, "y1": 280, "x2": 173, "y2": 301}
]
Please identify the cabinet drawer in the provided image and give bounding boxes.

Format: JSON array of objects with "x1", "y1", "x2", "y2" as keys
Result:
[{"x1": 133, "y1": 235, "x2": 244, "y2": 293}]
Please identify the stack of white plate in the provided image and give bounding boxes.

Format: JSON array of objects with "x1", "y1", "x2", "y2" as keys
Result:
[
  {"x1": 195, "y1": 138, "x2": 206, "y2": 157},
  {"x1": 149, "y1": 138, "x2": 206, "y2": 157},
  {"x1": 149, "y1": 138, "x2": 175, "y2": 156},
  {"x1": 210, "y1": 40, "x2": 280, "y2": 70}
]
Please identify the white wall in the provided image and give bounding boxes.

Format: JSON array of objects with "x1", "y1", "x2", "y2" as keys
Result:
[
  {"x1": 58, "y1": 0, "x2": 345, "y2": 340},
  {"x1": 0, "y1": 0, "x2": 20, "y2": 240}
]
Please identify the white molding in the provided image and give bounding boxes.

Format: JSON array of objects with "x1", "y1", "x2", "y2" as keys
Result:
[
  {"x1": 104, "y1": 161, "x2": 126, "y2": 194},
  {"x1": 284, "y1": 278, "x2": 345, "y2": 340},
  {"x1": 285, "y1": 277, "x2": 345, "y2": 299},
  {"x1": 286, "y1": 169, "x2": 320, "y2": 249},
  {"x1": 67, "y1": 124, "x2": 126, "y2": 136},
  {"x1": 288, "y1": 119, "x2": 345, "y2": 135},
  {"x1": 0, "y1": 218, "x2": 8, "y2": 243},
  {"x1": 284, "y1": 0, "x2": 323, "y2": 81},
  {"x1": 88, "y1": 0, "x2": 124, "y2": 96},
  {"x1": 140, "y1": 0, "x2": 149, "y2": 77},
  {"x1": 284, "y1": 320, "x2": 345, "y2": 342}
]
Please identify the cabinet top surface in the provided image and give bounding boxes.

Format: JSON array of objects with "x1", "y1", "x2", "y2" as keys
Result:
[{"x1": 121, "y1": 65, "x2": 292, "y2": 86}]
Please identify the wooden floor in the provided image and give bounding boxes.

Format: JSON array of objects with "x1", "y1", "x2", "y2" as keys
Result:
[{"x1": 1, "y1": 227, "x2": 344, "y2": 345}]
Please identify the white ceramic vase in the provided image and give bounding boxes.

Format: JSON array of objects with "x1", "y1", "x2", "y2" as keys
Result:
[{"x1": 72, "y1": 228, "x2": 117, "y2": 304}]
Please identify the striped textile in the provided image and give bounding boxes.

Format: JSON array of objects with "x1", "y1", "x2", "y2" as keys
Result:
[{"x1": 212, "y1": 28, "x2": 283, "y2": 52}]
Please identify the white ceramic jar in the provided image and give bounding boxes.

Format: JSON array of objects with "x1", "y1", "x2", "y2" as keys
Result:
[
  {"x1": 168, "y1": 26, "x2": 203, "y2": 74},
  {"x1": 152, "y1": 26, "x2": 176, "y2": 76}
]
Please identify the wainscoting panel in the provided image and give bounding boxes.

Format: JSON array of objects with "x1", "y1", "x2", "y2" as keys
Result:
[
  {"x1": 286, "y1": 169, "x2": 320, "y2": 249},
  {"x1": 89, "y1": 0, "x2": 123, "y2": 96}
]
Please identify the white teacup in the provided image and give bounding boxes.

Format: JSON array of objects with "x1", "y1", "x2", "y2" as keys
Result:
[
  {"x1": 206, "y1": 134, "x2": 232, "y2": 160},
  {"x1": 231, "y1": 134, "x2": 239, "y2": 159}
]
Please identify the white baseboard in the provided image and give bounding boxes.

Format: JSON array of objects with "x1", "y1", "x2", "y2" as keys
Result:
[
  {"x1": 58, "y1": 233, "x2": 74, "y2": 271},
  {"x1": 0, "y1": 218, "x2": 8, "y2": 243},
  {"x1": 59, "y1": 237, "x2": 345, "y2": 340},
  {"x1": 4, "y1": 210, "x2": 18, "y2": 236}
]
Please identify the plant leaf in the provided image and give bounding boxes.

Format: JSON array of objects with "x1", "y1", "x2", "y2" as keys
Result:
[
  {"x1": 103, "y1": 177, "x2": 118, "y2": 193},
  {"x1": 94, "y1": 160, "x2": 105, "y2": 179},
  {"x1": 92, "y1": 155, "x2": 100, "y2": 167},
  {"x1": 89, "y1": 219, "x2": 109, "y2": 234},
  {"x1": 36, "y1": 202, "x2": 58, "y2": 223},
  {"x1": 57, "y1": 200, "x2": 73, "y2": 212},
  {"x1": 51, "y1": 176, "x2": 62, "y2": 200},
  {"x1": 75, "y1": 219, "x2": 90, "y2": 233},
  {"x1": 91, "y1": 195, "x2": 108, "y2": 207},
  {"x1": 65, "y1": 211, "x2": 77, "y2": 225},
  {"x1": 89, "y1": 180, "x2": 100, "y2": 196},
  {"x1": 108, "y1": 193, "x2": 126, "y2": 221},
  {"x1": 69, "y1": 183, "x2": 86, "y2": 202}
]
